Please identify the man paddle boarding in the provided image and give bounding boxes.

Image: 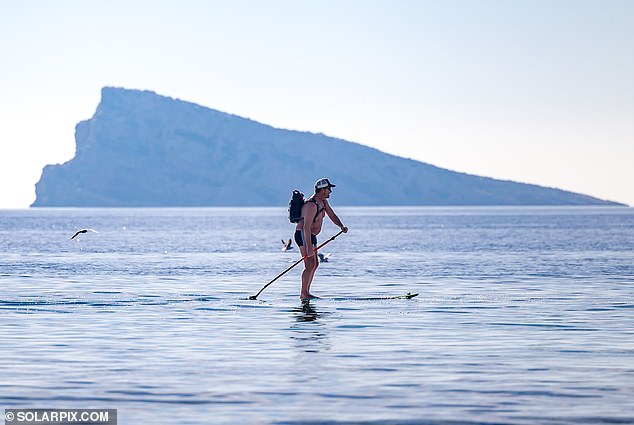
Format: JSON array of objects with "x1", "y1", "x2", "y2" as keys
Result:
[{"x1": 295, "y1": 178, "x2": 348, "y2": 300}]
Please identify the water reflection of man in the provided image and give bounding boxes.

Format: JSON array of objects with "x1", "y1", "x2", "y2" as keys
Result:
[{"x1": 290, "y1": 302, "x2": 330, "y2": 354}]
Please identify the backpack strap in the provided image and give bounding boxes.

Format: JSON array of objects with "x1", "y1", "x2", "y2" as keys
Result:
[{"x1": 305, "y1": 198, "x2": 325, "y2": 222}]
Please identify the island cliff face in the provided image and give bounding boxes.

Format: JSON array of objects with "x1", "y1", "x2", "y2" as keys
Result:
[{"x1": 33, "y1": 87, "x2": 622, "y2": 207}]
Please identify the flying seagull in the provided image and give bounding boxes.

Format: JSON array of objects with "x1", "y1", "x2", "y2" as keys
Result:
[{"x1": 70, "y1": 228, "x2": 98, "y2": 240}]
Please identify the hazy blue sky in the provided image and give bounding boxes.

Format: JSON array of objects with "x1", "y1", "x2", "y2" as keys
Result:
[{"x1": 1, "y1": 0, "x2": 632, "y2": 207}]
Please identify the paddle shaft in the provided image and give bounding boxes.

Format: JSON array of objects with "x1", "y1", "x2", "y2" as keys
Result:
[{"x1": 249, "y1": 229, "x2": 344, "y2": 300}]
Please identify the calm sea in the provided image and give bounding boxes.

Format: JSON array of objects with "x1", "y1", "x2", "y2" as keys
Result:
[{"x1": 1, "y1": 207, "x2": 633, "y2": 424}]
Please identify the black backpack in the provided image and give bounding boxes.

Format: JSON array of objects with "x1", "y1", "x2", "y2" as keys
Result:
[{"x1": 288, "y1": 190, "x2": 305, "y2": 223}]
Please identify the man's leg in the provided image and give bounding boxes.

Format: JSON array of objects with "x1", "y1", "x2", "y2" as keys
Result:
[
  {"x1": 300, "y1": 246, "x2": 317, "y2": 299},
  {"x1": 304, "y1": 233, "x2": 319, "y2": 298},
  {"x1": 306, "y1": 251, "x2": 319, "y2": 296}
]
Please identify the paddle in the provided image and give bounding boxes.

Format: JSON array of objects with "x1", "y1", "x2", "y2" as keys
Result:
[{"x1": 248, "y1": 229, "x2": 345, "y2": 300}]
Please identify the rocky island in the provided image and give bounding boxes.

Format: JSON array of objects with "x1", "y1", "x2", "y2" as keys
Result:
[{"x1": 32, "y1": 87, "x2": 623, "y2": 207}]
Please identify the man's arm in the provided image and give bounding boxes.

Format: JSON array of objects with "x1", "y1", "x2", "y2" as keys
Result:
[{"x1": 325, "y1": 201, "x2": 348, "y2": 233}]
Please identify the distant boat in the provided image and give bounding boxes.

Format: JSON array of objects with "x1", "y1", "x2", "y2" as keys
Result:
[{"x1": 70, "y1": 228, "x2": 98, "y2": 240}]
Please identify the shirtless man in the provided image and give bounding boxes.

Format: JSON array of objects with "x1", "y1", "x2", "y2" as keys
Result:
[{"x1": 294, "y1": 178, "x2": 348, "y2": 299}]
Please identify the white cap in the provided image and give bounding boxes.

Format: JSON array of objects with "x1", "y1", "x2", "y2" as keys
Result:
[{"x1": 315, "y1": 178, "x2": 336, "y2": 190}]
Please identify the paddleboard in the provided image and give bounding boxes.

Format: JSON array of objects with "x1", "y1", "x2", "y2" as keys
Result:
[{"x1": 307, "y1": 292, "x2": 419, "y2": 302}]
